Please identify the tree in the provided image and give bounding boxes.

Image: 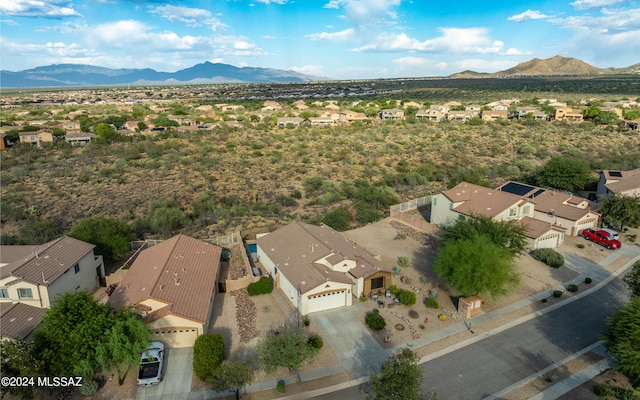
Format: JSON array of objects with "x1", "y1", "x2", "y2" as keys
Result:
[
  {"x1": 433, "y1": 235, "x2": 520, "y2": 298},
  {"x1": 211, "y1": 361, "x2": 254, "y2": 400},
  {"x1": 322, "y1": 207, "x2": 351, "y2": 231},
  {"x1": 193, "y1": 334, "x2": 225, "y2": 382},
  {"x1": 33, "y1": 291, "x2": 111, "y2": 378},
  {"x1": 602, "y1": 296, "x2": 640, "y2": 379},
  {"x1": 367, "y1": 348, "x2": 436, "y2": 400},
  {"x1": 442, "y1": 214, "x2": 528, "y2": 257},
  {"x1": 18, "y1": 219, "x2": 62, "y2": 244},
  {"x1": 536, "y1": 157, "x2": 592, "y2": 192},
  {"x1": 600, "y1": 194, "x2": 640, "y2": 231},
  {"x1": 95, "y1": 310, "x2": 152, "y2": 385},
  {"x1": 257, "y1": 330, "x2": 319, "y2": 373},
  {"x1": 0, "y1": 339, "x2": 44, "y2": 399},
  {"x1": 623, "y1": 260, "x2": 640, "y2": 297},
  {"x1": 68, "y1": 216, "x2": 135, "y2": 259},
  {"x1": 94, "y1": 123, "x2": 123, "y2": 143}
]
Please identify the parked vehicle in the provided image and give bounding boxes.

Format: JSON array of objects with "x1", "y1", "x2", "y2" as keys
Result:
[
  {"x1": 580, "y1": 228, "x2": 622, "y2": 250},
  {"x1": 600, "y1": 228, "x2": 619, "y2": 241},
  {"x1": 137, "y1": 342, "x2": 164, "y2": 386}
]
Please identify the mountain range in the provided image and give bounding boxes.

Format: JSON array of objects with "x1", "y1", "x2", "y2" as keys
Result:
[{"x1": 1, "y1": 56, "x2": 639, "y2": 88}]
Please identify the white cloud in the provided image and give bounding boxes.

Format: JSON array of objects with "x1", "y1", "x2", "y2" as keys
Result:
[
  {"x1": 149, "y1": 5, "x2": 227, "y2": 32},
  {"x1": 306, "y1": 28, "x2": 355, "y2": 41},
  {"x1": 322, "y1": 0, "x2": 401, "y2": 31},
  {"x1": 0, "y1": 0, "x2": 81, "y2": 18},
  {"x1": 508, "y1": 10, "x2": 549, "y2": 22},
  {"x1": 0, "y1": 19, "x2": 18, "y2": 25},
  {"x1": 570, "y1": 0, "x2": 625, "y2": 10},
  {"x1": 253, "y1": 0, "x2": 288, "y2": 4},
  {"x1": 550, "y1": 7, "x2": 640, "y2": 32},
  {"x1": 290, "y1": 65, "x2": 324, "y2": 75}
]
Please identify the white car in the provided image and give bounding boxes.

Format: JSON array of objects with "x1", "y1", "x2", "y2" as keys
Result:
[
  {"x1": 600, "y1": 228, "x2": 619, "y2": 241},
  {"x1": 137, "y1": 341, "x2": 164, "y2": 386}
]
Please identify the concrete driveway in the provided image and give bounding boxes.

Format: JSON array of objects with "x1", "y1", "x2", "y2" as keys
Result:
[
  {"x1": 136, "y1": 347, "x2": 193, "y2": 400},
  {"x1": 310, "y1": 307, "x2": 390, "y2": 379}
]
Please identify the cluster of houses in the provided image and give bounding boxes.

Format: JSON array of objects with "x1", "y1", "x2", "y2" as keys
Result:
[
  {"x1": 2, "y1": 168, "x2": 638, "y2": 348},
  {"x1": 1, "y1": 96, "x2": 639, "y2": 149}
]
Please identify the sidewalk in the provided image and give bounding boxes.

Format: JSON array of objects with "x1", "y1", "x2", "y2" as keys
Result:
[{"x1": 192, "y1": 248, "x2": 640, "y2": 400}]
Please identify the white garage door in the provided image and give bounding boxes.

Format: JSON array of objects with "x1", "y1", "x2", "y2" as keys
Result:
[
  {"x1": 307, "y1": 290, "x2": 346, "y2": 314},
  {"x1": 153, "y1": 327, "x2": 198, "y2": 348},
  {"x1": 536, "y1": 234, "x2": 560, "y2": 249}
]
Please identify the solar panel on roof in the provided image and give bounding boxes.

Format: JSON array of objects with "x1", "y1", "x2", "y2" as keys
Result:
[
  {"x1": 609, "y1": 171, "x2": 622, "y2": 177},
  {"x1": 500, "y1": 182, "x2": 535, "y2": 196},
  {"x1": 530, "y1": 189, "x2": 545, "y2": 198}
]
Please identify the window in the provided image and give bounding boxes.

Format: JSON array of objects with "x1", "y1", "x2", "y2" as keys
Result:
[
  {"x1": 18, "y1": 288, "x2": 33, "y2": 299},
  {"x1": 509, "y1": 208, "x2": 516, "y2": 217},
  {"x1": 371, "y1": 277, "x2": 384, "y2": 290},
  {"x1": 74, "y1": 263, "x2": 80, "y2": 273},
  {"x1": 0, "y1": 288, "x2": 8, "y2": 298},
  {"x1": 432, "y1": 198, "x2": 437, "y2": 206},
  {"x1": 523, "y1": 206, "x2": 531, "y2": 215}
]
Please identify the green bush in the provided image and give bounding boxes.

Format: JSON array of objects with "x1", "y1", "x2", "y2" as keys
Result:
[
  {"x1": 553, "y1": 290, "x2": 563, "y2": 298},
  {"x1": 399, "y1": 290, "x2": 417, "y2": 306},
  {"x1": 276, "y1": 380, "x2": 286, "y2": 393},
  {"x1": 577, "y1": 243, "x2": 585, "y2": 249},
  {"x1": 307, "y1": 335, "x2": 323, "y2": 350},
  {"x1": 193, "y1": 334, "x2": 225, "y2": 382},
  {"x1": 365, "y1": 309, "x2": 386, "y2": 331},
  {"x1": 388, "y1": 285, "x2": 401, "y2": 297},
  {"x1": 322, "y1": 207, "x2": 351, "y2": 231},
  {"x1": 79, "y1": 380, "x2": 99, "y2": 396},
  {"x1": 533, "y1": 248, "x2": 564, "y2": 268},
  {"x1": 247, "y1": 276, "x2": 273, "y2": 296},
  {"x1": 567, "y1": 284, "x2": 579, "y2": 292},
  {"x1": 585, "y1": 277, "x2": 593, "y2": 284},
  {"x1": 425, "y1": 297, "x2": 440, "y2": 309}
]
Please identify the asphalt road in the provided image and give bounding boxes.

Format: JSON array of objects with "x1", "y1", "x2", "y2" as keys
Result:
[{"x1": 312, "y1": 275, "x2": 630, "y2": 400}]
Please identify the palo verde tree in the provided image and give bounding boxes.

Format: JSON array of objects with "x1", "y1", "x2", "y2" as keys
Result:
[
  {"x1": 602, "y1": 296, "x2": 640, "y2": 380},
  {"x1": 256, "y1": 329, "x2": 319, "y2": 373},
  {"x1": 211, "y1": 360, "x2": 255, "y2": 400},
  {"x1": 367, "y1": 348, "x2": 437, "y2": 400},
  {"x1": 441, "y1": 214, "x2": 528, "y2": 257},
  {"x1": 536, "y1": 157, "x2": 592, "y2": 192},
  {"x1": 600, "y1": 194, "x2": 640, "y2": 232}
]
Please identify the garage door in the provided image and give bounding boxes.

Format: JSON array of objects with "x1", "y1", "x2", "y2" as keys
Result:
[
  {"x1": 307, "y1": 290, "x2": 346, "y2": 314},
  {"x1": 536, "y1": 234, "x2": 560, "y2": 249},
  {"x1": 153, "y1": 327, "x2": 198, "y2": 348}
]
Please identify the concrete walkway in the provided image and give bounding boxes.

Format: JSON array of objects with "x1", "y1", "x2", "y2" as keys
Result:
[{"x1": 193, "y1": 246, "x2": 640, "y2": 400}]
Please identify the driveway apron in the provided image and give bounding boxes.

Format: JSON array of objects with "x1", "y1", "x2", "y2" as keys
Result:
[
  {"x1": 310, "y1": 307, "x2": 390, "y2": 379},
  {"x1": 136, "y1": 347, "x2": 193, "y2": 400}
]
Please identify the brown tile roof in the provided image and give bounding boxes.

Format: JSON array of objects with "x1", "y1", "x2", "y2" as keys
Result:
[
  {"x1": 443, "y1": 182, "x2": 524, "y2": 218},
  {"x1": 603, "y1": 169, "x2": 640, "y2": 193},
  {"x1": 518, "y1": 217, "x2": 566, "y2": 239},
  {"x1": 0, "y1": 302, "x2": 46, "y2": 340},
  {"x1": 0, "y1": 237, "x2": 96, "y2": 286},
  {"x1": 107, "y1": 235, "x2": 221, "y2": 325},
  {"x1": 0, "y1": 245, "x2": 41, "y2": 265},
  {"x1": 257, "y1": 222, "x2": 391, "y2": 295}
]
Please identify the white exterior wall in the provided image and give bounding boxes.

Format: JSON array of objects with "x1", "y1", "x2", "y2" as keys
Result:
[
  {"x1": 430, "y1": 194, "x2": 460, "y2": 226},
  {"x1": 46, "y1": 252, "x2": 104, "y2": 306}
]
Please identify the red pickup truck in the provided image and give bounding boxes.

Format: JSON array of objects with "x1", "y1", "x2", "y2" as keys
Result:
[{"x1": 580, "y1": 228, "x2": 622, "y2": 250}]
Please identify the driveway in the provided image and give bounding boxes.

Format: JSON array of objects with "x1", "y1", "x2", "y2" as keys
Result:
[
  {"x1": 310, "y1": 307, "x2": 390, "y2": 379},
  {"x1": 136, "y1": 347, "x2": 193, "y2": 400}
]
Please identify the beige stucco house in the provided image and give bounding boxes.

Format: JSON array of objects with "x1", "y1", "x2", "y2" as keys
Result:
[
  {"x1": 597, "y1": 169, "x2": 640, "y2": 199},
  {"x1": 257, "y1": 222, "x2": 393, "y2": 315},
  {"x1": 19, "y1": 130, "x2": 54, "y2": 146},
  {"x1": 107, "y1": 234, "x2": 222, "y2": 348},
  {"x1": 0, "y1": 237, "x2": 106, "y2": 309}
]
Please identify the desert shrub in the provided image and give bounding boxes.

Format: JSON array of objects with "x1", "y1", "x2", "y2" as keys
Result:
[
  {"x1": 425, "y1": 297, "x2": 440, "y2": 309},
  {"x1": 388, "y1": 285, "x2": 401, "y2": 296},
  {"x1": 576, "y1": 243, "x2": 585, "y2": 249},
  {"x1": 567, "y1": 284, "x2": 579, "y2": 292},
  {"x1": 322, "y1": 207, "x2": 351, "y2": 231},
  {"x1": 395, "y1": 324, "x2": 405, "y2": 331},
  {"x1": 408, "y1": 309, "x2": 419, "y2": 319},
  {"x1": 438, "y1": 314, "x2": 447, "y2": 321},
  {"x1": 399, "y1": 290, "x2": 417, "y2": 306},
  {"x1": 365, "y1": 309, "x2": 386, "y2": 331},
  {"x1": 585, "y1": 277, "x2": 593, "y2": 284},
  {"x1": 79, "y1": 379, "x2": 99, "y2": 396},
  {"x1": 307, "y1": 335, "x2": 323, "y2": 350},
  {"x1": 276, "y1": 380, "x2": 286, "y2": 393},
  {"x1": 247, "y1": 277, "x2": 273, "y2": 296},
  {"x1": 553, "y1": 290, "x2": 563, "y2": 298},
  {"x1": 533, "y1": 248, "x2": 564, "y2": 268},
  {"x1": 193, "y1": 334, "x2": 225, "y2": 382},
  {"x1": 397, "y1": 256, "x2": 410, "y2": 268}
]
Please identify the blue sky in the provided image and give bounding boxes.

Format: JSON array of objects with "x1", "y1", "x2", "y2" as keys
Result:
[{"x1": 1, "y1": 0, "x2": 639, "y2": 79}]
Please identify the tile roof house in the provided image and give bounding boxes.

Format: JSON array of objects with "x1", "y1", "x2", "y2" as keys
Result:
[
  {"x1": 19, "y1": 129, "x2": 54, "y2": 146},
  {"x1": 0, "y1": 302, "x2": 46, "y2": 341},
  {"x1": 379, "y1": 109, "x2": 405, "y2": 120},
  {"x1": 256, "y1": 222, "x2": 393, "y2": 315},
  {"x1": 107, "y1": 234, "x2": 222, "y2": 348},
  {"x1": 277, "y1": 117, "x2": 304, "y2": 128},
  {"x1": 431, "y1": 182, "x2": 567, "y2": 248},
  {"x1": 0, "y1": 237, "x2": 106, "y2": 308},
  {"x1": 597, "y1": 169, "x2": 640, "y2": 199}
]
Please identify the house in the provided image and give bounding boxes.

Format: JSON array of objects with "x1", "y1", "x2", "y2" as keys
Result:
[
  {"x1": 430, "y1": 182, "x2": 565, "y2": 248},
  {"x1": 554, "y1": 107, "x2": 583, "y2": 122},
  {"x1": 107, "y1": 235, "x2": 222, "y2": 348},
  {"x1": 416, "y1": 109, "x2": 445, "y2": 122},
  {"x1": 339, "y1": 111, "x2": 368, "y2": 125},
  {"x1": 0, "y1": 302, "x2": 46, "y2": 341},
  {"x1": 497, "y1": 181, "x2": 600, "y2": 236},
  {"x1": 65, "y1": 132, "x2": 97, "y2": 145},
  {"x1": 446, "y1": 110, "x2": 475, "y2": 122},
  {"x1": 256, "y1": 222, "x2": 393, "y2": 315},
  {"x1": 516, "y1": 107, "x2": 548, "y2": 120},
  {"x1": 19, "y1": 130, "x2": 54, "y2": 146},
  {"x1": 379, "y1": 109, "x2": 404, "y2": 120},
  {"x1": 309, "y1": 116, "x2": 336, "y2": 127},
  {"x1": 481, "y1": 110, "x2": 508, "y2": 121},
  {"x1": 597, "y1": 169, "x2": 640, "y2": 199},
  {"x1": 277, "y1": 117, "x2": 304, "y2": 128},
  {"x1": 59, "y1": 121, "x2": 81, "y2": 135},
  {"x1": 0, "y1": 237, "x2": 106, "y2": 309}
]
